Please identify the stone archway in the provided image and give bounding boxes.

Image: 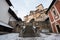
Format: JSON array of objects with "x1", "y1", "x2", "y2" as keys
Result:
[{"x1": 30, "y1": 18, "x2": 35, "y2": 23}]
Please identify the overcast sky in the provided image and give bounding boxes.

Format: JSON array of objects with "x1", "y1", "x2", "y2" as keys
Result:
[{"x1": 10, "y1": 0, "x2": 52, "y2": 20}]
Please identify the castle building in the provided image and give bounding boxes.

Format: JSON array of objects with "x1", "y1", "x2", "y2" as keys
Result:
[
  {"x1": 24, "y1": 4, "x2": 51, "y2": 32},
  {"x1": 24, "y1": 4, "x2": 48, "y2": 22}
]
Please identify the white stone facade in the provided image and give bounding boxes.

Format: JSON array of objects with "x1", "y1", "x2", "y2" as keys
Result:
[{"x1": 0, "y1": 0, "x2": 16, "y2": 24}]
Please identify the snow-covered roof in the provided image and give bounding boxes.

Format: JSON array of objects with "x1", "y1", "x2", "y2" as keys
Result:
[{"x1": 0, "y1": 22, "x2": 13, "y2": 29}]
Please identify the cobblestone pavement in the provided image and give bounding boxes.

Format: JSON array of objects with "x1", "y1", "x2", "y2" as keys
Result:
[{"x1": 0, "y1": 33, "x2": 60, "y2": 40}]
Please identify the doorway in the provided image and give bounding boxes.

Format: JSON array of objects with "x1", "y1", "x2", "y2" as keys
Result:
[{"x1": 56, "y1": 25, "x2": 60, "y2": 33}]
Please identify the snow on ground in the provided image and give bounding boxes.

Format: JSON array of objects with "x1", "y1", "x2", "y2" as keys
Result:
[
  {"x1": 0, "y1": 33, "x2": 19, "y2": 40},
  {"x1": 44, "y1": 33, "x2": 60, "y2": 40},
  {"x1": 0, "y1": 33, "x2": 60, "y2": 40}
]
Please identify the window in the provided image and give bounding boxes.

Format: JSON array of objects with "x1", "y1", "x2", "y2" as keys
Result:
[
  {"x1": 52, "y1": 7, "x2": 57, "y2": 15},
  {"x1": 53, "y1": 10, "x2": 56, "y2": 15},
  {"x1": 56, "y1": 25, "x2": 60, "y2": 33},
  {"x1": 52, "y1": 7, "x2": 59, "y2": 20}
]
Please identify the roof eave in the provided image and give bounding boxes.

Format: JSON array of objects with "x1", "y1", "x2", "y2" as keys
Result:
[
  {"x1": 6, "y1": 0, "x2": 13, "y2": 6},
  {"x1": 46, "y1": 0, "x2": 56, "y2": 14}
]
